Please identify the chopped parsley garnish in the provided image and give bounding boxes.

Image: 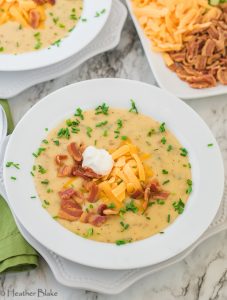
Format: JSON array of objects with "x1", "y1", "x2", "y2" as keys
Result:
[
  {"x1": 208, "y1": 143, "x2": 213, "y2": 147},
  {"x1": 159, "y1": 122, "x2": 166, "y2": 132},
  {"x1": 30, "y1": 196, "x2": 36, "y2": 199},
  {"x1": 10, "y1": 176, "x2": 16, "y2": 180},
  {"x1": 173, "y1": 199, "x2": 185, "y2": 214},
  {"x1": 162, "y1": 180, "x2": 170, "y2": 185},
  {"x1": 74, "y1": 108, "x2": 84, "y2": 120},
  {"x1": 41, "y1": 179, "x2": 49, "y2": 185},
  {"x1": 186, "y1": 179, "x2": 192, "y2": 194},
  {"x1": 115, "y1": 239, "x2": 132, "y2": 246},
  {"x1": 38, "y1": 165, "x2": 47, "y2": 174},
  {"x1": 180, "y1": 148, "x2": 188, "y2": 157},
  {"x1": 95, "y1": 103, "x2": 109, "y2": 115},
  {"x1": 157, "y1": 199, "x2": 165, "y2": 205},
  {"x1": 96, "y1": 120, "x2": 108, "y2": 127},
  {"x1": 125, "y1": 200, "x2": 138, "y2": 213},
  {"x1": 52, "y1": 39, "x2": 61, "y2": 47},
  {"x1": 47, "y1": 188, "x2": 53, "y2": 193},
  {"x1": 85, "y1": 228, "x2": 94, "y2": 237},
  {"x1": 45, "y1": 128, "x2": 48, "y2": 131},
  {"x1": 86, "y1": 127, "x2": 93, "y2": 138},
  {"x1": 6, "y1": 162, "x2": 20, "y2": 169},
  {"x1": 53, "y1": 140, "x2": 60, "y2": 146},
  {"x1": 148, "y1": 201, "x2": 155, "y2": 207},
  {"x1": 120, "y1": 221, "x2": 129, "y2": 231},
  {"x1": 30, "y1": 171, "x2": 35, "y2": 177},
  {"x1": 129, "y1": 99, "x2": 138, "y2": 114},
  {"x1": 34, "y1": 32, "x2": 42, "y2": 50},
  {"x1": 161, "y1": 137, "x2": 167, "y2": 144},
  {"x1": 44, "y1": 200, "x2": 50, "y2": 206},
  {"x1": 42, "y1": 139, "x2": 48, "y2": 144},
  {"x1": 147, "y1": 129, "x2": 155, "y2": 137},
  {"x1": 162, "y1": 169, "x2": 168, "y2": 174},
  {"x1": 167, "y1": 214, "x2": 171, "y2": 223},
  {"x1": 94, "y1": 140, "x2": 97, "y2": 146},
  {"x1": 167, "y1": 145, "x2": 173, "y2": 152},
  {"x1": 117, "y1": 119, "x2": 123, "y2": 129},
  {"x1": 66, "y1": 119, "x2": 80, "y2": 127},
  {"x1": 103, "y1": 130, "x2": 108, "y2": 137},
  {"x1": 71, "y1": 127, "x2": 80, "y2": 134},
  {"x1": 121, "y1": 136, "x2": 128, "y2": 141},
  {"x1": 57, "y1": 128, "x2": 70, "y2": 139},
  {"x1": 32, "y1": 147, "x2": 46, "y2": 157},
  {"x1": 95, "y1": 8, "x2": 106, "y2": 17},
  {"x1": 108, "y1": 203, "x2": 115, "y2": 209}
]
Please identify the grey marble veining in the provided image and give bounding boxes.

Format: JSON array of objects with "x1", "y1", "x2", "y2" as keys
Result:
[{"x1": 1, "y1": 11, "x2": 227, "y2": 300}]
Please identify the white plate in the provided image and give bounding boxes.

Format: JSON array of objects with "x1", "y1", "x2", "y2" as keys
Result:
[
  {"x1": 0, "y1": 0, "x2": 112, "y2": 72},
  {"x1": 3, "y1": 79, "x2": 224, "y2": 270},
  {"x1": 125, "y1": 0, "x2": 227, "y2": 100}
]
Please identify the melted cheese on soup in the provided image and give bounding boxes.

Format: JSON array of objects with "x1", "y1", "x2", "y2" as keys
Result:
[{"x1": 33, "y1": 105, "x2": 192, "y2": 244}]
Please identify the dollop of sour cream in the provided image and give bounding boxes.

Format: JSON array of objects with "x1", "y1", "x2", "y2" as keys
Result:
[{"x1": 82, "y1": 146, "x2": 114, "y2": 176}]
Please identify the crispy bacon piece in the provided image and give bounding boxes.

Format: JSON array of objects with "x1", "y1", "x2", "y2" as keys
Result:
[
  {"x1": 57, "y1": 165, "x2": 72, "y2": 177},
  {"x1": 103, "y1": 209, "x2": 118, "y2": 215},
  {"x1": 97, "y1": 204, "x2": 107, "y2": 215},
  {"x1": 80, "y1": 212, "x2": 92, "y2": 223},
  {"x1": 55, "y1": 155, "x2": 68, "y2": 165},
  {"x1": 33, "y1": 0, "x2": 55, "y2": 5},
  {"x1": 87, "y1": 182, "x2": 99, "y2": 203},
  {"x1": 217, "y1": 68, "x2": 227, "y2": 85},
  {"x1": 67, "y1": 143, "x2": 83, "y2": 162},
  {"x1": 60, "y1": 197, "x2": 82, "y2": 218},
  {"x1": 29, "y1": 10, "x2": 40, "y2": 29},
  {"x1": 72, "y1": 166, "x2": 101, "y2": 179},
  {"x1": 167, "y1": 6, "x2": 227, "y2": 89},
  {"x1": 59, "y1": 188, "x2": 76, "y2": 200},
  {"x1": 148, "y1": 180, "x2": 169, "y2": 200},
  {"x1": 131, "y1": 189, "x2": 144, "y2": 199},
  {"x1": 88, "y1": 215, "x2": 106, "y2": 227},
  {"x1": 58, "y1": 210, "x2": 78, "y2": 221}
]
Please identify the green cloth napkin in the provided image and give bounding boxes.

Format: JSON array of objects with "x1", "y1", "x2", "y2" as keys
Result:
[{"x1": 0, "y1": 99, "x2": 39, "y2": 273}]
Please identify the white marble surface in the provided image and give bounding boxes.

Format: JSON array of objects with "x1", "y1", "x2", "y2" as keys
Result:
[{"x1": 1, "y1": 8, "x2": 227, "y2": 300}]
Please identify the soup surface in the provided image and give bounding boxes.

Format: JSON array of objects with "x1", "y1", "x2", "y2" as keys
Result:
[
  {"x1": 0, "y1": 0, "x2": 83, "y2": 54},
  {"x1": 34, "y1": 102, "x2": 192, "y2": 244}
]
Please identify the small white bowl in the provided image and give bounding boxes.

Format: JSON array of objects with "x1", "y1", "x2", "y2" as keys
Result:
[
  {"x1": 3, "y1": 79, "x2": 224, "y2": 269},
  {"x1": 0, "y1": 0, "x2": 112, "y2": 71}
]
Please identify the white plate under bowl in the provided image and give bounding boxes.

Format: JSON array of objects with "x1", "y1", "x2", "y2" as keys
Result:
[
  {"x1": 0, "y1": 0, "x2": 112, "y2": 71},
  {"x1": 125, "y1": 0, "x2": 227, "y2": 100},
  {"x1": 3, "y1": 79, "x2": 224, "y2": 270}
]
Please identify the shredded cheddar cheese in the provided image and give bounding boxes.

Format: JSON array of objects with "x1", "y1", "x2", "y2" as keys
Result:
[{"x1": 98, "y1": 141, "x2": 153, "y2": 208}]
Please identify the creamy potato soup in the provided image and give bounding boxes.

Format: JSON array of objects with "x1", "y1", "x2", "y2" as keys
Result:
[
  {"x1": 33, "y1": 101, "x2": 192, "y2": 245},
  {"x1": 0, "y1": 0, "x2": 83, "y2": 54}
]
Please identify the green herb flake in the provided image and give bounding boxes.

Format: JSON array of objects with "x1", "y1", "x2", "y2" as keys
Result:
[
  {"x1": 86, "y1": 127, "x2": 93, "y2": 138},
  {"x1": 161, "y1": 137, "x2": 167, "y2": 145},
  {"x1": 207, "y1": 143, "x2": 213, "y2": 147},
  {"x1": 85, "y1": 228, "x2": 94, "y2": 237},
  {"x1": 126, "y1": 200, "x2": 138, "y2": 213},
  {"x1": 148, "y1": 201, "x2": 155, "y2": 207},
  {"x1": 162, "y1": 169, "x2": 168, "y2": 174},
  {"x1": 121, "y1": 136, "x2": 128, "y2": 141},
  {"x1": 120, "y1": 221, "x2": 129, "y2": 232},
  {"x1": 6, "y1": 162, "x2": 20, "y2": 169},
  {"x1": 53, "y1": 140, "x2": 60, "y2": 146},
  {"x1": 74, "y1": 108, "x2": 84, "y2": 120},
  {"x1": 96, "y1": 120, "x2": 108, "y2": 127},
  {"x1": 103, "y1": 130, "x2": 108, "y2": 137},
  {"x1": 117, "y1": 119, "x2": 123, "y2": 129},
  {"x1": 57, "y1": 128, "x2": 70, "y2": 139},
  {"x1": 41, "y1": 179, "x2": 49, "y2": 185},
  {"x1": 38, "y1": 165, "x2": 47, "y2": 174},
  {"x1": 167, "y1": 214, "x2": 171, "y2": 223},
  {"x1": 167, "y1": 145, "x2": 173, "y2": 152},
  {"x1": 95, "y1": 103, "x2": 109, "y2": 115},
  {"x1": 30, "y1": 196, "x2": 36, "y2": 199},
  {"x1": 44, "y1": 200, "x2": 50, "y2": 206},
  {"x1": 10, "y1": 176, "x2": 16, "y2": 180},
  {"x1": 162, "y1": 180, "x2": 170, "y2": 185},
  {"x1": 32, "y1": 147, "x2": 46, "y2": 157},
  {"x1": 173, "y1": 199, "x2": 185, "y2": 214},
  {"x1": 42, "y1": 139, "x2": 48, "y2": 144},
  {"x1": 186, "y1": 179, "x2": 193, "y2": 194},
  {"x1": 147, "y1": 129, "x2": 155, "y2": 137},
  {"x1": 30, "y1": 171, "x2": 35, "y2": 177},
  {"x1": 180, "y1": 148, "x2": 188, "y2": 157},
  {"x1": 157, "y1": 199, "x2": 165, "y2": 205},
  {"x1": 159, "y1": 122, "x2": 166, "y2": 132},
  {"x1": 108, "y1": 203, "x2": 115, "y2": 209},
  {"x1": 115, "y1": 239, "x2": 128, "y2": 246},
  {"x1": 47, "y1": 188, "x2": 53, "y2": 193},
  {"x1": 129, "y1": 99, "x2": 138, "y2": 114}
]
